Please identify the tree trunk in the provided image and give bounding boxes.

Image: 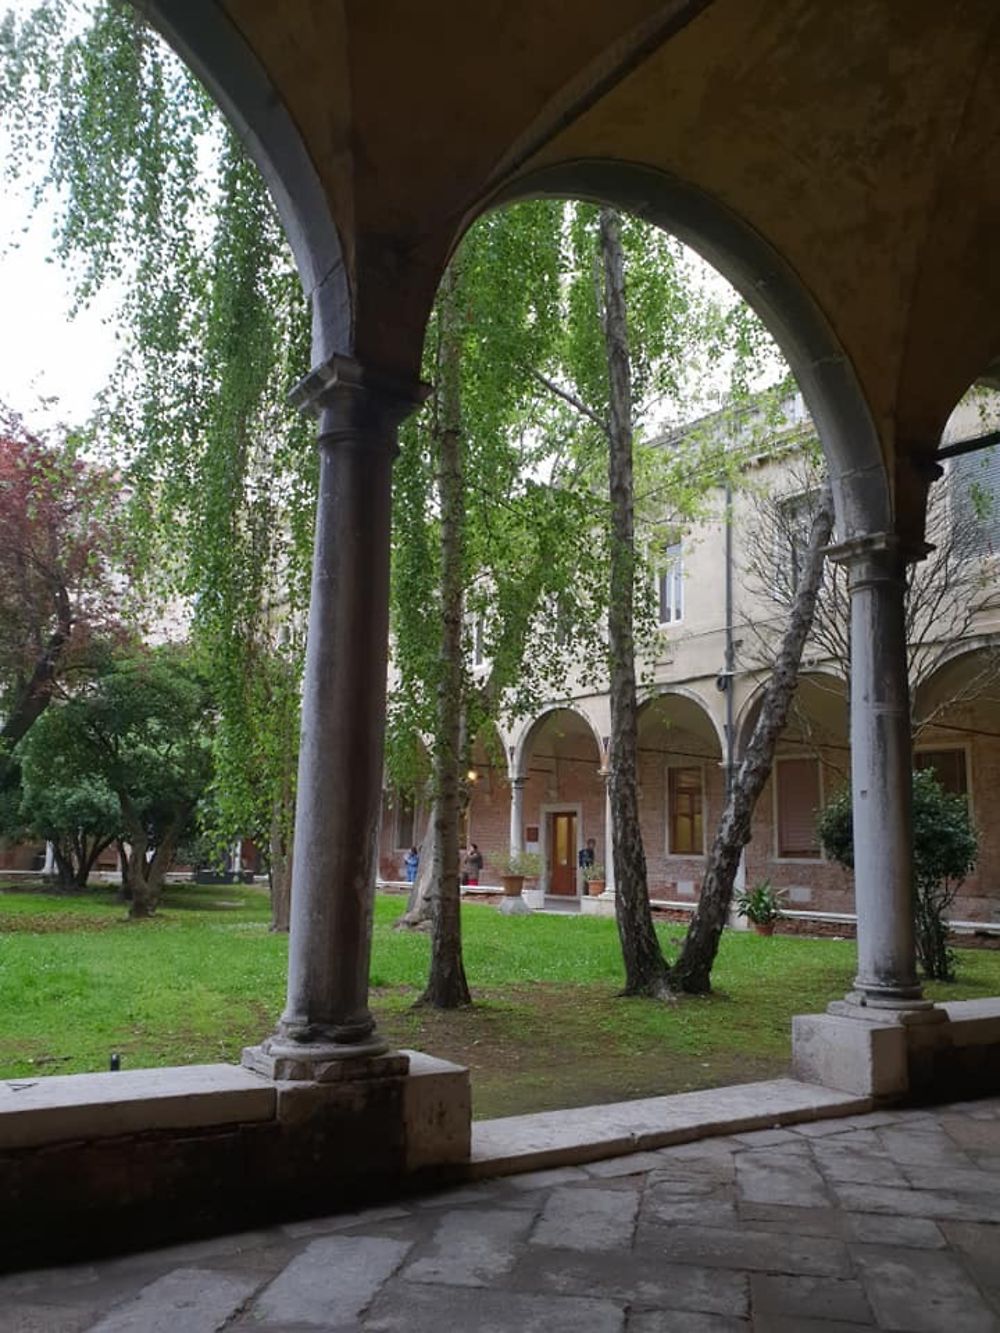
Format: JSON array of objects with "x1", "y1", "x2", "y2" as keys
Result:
[
  {"x1": 123, "y1": 801, "x2": 190, "y2": 919},
  {"x1": 396, "y1": 802, "x2": 436, "y2": 929},
  {"x1": 115, "y1": 839, "x2": 132, "y2": 901},
  {"x1": 419, "y1": 262, "x2": 471, "y2": 1008},
  {"x1": 0, "y1": 584, "x2": 73, "y2": 785},
  {"x1": 77, "y1": 836, "x2": 114, "y2": 889},
  {"x1": 598, "y1": 207, "x2": 672, "y2": 999},
  {"x1": 125, "y1": 843, "x2": 157, "y2": 918},
  {"x1": 53, "y1": 841, "x2": 75, "y2": 891},
  {"x1": 668, "y1": 483, "x2": 834, "y2": 993},
  {"x1": 268, "y1": 773, "x2": 293, "y2": 932}
]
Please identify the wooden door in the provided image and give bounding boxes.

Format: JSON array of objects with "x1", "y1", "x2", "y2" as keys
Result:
[{"x1": 549, "y1": 811, "x2": 577, "y2": 895}]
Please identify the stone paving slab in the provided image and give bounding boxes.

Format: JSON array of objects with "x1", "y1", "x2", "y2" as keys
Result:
[
  {"x1": 3, "y1": 1096, "x2": 998, "y2": 1332},
  {"x1": 88, "y1": 1267, "x2": 257, "y2": 1332},
  {"x1": 366, "y1": 1283, "x2": 626, "y2": 1332},
  {"x1": 852, "y1": 1243, "x2": 1000, "y2": 1332},
  {"x1": 250, "y1": 1236, "x2": 412, "y2": 1327}
]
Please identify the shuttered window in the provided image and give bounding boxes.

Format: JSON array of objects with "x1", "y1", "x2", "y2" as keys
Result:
[
  {"x1": 668, "y1": 766, "x2": 703, "y2": 854},
  {"x1": 915, "y1": 748, "x2": 969, "y2": 798},
  {"x1": 951, "y1": 447, "x2": 1000, "y2": 555},
  {"x1": 776, "y1": 758, "x2": 821, "y2": 859}
]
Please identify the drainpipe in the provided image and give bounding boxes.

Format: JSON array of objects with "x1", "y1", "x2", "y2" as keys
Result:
[{"x1": 723, "y1": 480, "x2": 736, "y2": 791}]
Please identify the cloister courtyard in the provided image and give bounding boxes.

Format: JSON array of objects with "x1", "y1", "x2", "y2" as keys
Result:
[{"x1": 3, "y1": 882, "x2": 999, "y2": 1121}]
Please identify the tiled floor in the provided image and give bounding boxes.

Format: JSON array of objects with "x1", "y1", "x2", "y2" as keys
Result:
[{"x1": 2, "y1": 1097, "x2": 998, "y2": 1331}]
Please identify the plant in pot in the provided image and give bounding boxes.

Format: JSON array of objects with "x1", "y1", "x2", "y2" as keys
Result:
[
  {"x1": 502, "y1": 850, "x2": 542, "y2": 897},
  {"x1": 735, "y1": 880, "x2": 786, "y2": 935},
  {"x1": 582, "y1": 862, "x2": 606, "y2": 896}
]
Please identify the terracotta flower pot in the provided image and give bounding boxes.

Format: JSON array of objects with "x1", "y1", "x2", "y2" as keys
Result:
[
  {"x1": 501, "y1": 874, "x2": 525, "y2": 897},
  {"x1": 587, "y1": 879, "x2": 605, "y2": 897},
  {"x1": 753, "y1": 921, "x2": 776, "y2": 936}
]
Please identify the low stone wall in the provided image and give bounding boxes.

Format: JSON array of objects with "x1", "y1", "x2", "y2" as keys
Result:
[{"x1": 0, "y1": 1054, "x2": 470, "y2": 1271}]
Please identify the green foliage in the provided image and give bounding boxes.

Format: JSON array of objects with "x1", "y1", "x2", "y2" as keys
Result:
[
  {"x1": 15, "y1": 713, "x2": 120, "y2": 878},
  {"x1": 735, "y1": 880, "x2": 786, "y2": 925},
  {"x1": 504, "y1": 850, "x2": 543, "y2": 878},
  {"x1": 45, "y1": 644, "x2": 213, "y2": 846},
  {"x1": 1, "y1": 2, "x2": 313, "y2": 867},
  {"x1": 581, "y1": 861, "x2": 606, "y2": 883},
  {"x1": 818, "y1": 770, "x2": 978, "y2": 980}
]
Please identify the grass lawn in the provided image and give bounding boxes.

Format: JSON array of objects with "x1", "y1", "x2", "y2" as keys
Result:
[{"x1": 2, "y1": 881, "x2": 998, "y2": 1119}]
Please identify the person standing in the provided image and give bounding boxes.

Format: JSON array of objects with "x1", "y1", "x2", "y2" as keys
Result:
[
  {"x1": 578, "y1": 837, "x2": 596, "y2": 874},
  {"x1": 462, "y1": 843, "x2": 483, "y2": 886},
  {"x1": 403, "y1": 845, "x2": 420, "y2": 884}
]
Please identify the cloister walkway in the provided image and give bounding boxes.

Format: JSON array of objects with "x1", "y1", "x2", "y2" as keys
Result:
[{"x1": 6, "y1": 1095, "x2": 998, "y2": 1331}]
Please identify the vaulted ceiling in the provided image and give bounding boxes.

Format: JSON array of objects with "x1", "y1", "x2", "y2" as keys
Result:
[{"x1": 145, "y1": 0, "x2": 1000, "y2": 539}]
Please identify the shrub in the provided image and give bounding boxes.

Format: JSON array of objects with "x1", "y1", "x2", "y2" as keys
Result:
[
  {"x1": 735, "y1": 880, "x2": 786, "y2": 925},
  {"x1": 817, "y1": 769, "x2": 978, "y2": 981},
  {"x1": 505, "y1": 850, "x2": 543, "y2": 878}
]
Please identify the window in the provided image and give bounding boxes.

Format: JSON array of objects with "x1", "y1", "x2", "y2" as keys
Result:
[
  {"x1": 668, "y1": 766, "x2": 703, "y2": 854},
  {"x1": 657, "y1": 543, "x2": 684, "y2": 625},
  {"x1": 915, "y1": 748, "x2": 969, "y2": 798},
  {"x1": 950, "y1": 447, "x2": 1000, "y2": 556},
  {"x1": 776, "y1": 757, "x2": 821, "y2": 859},
  {"x1": 394, "y1": 792, "x2": 416, "y2": 849}
]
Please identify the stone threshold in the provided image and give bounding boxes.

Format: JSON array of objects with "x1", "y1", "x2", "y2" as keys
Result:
[{"x1": 467, "y1": 1077, "x2": 871, "y2": 1178}]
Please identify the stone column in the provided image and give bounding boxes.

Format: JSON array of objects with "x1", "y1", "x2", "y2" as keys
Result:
[
  {"x1": 509, "y1": 775, "x2": 525, "y2": 856},
  {"x1": 247, "y1": 356, "x2": 423, "y2": 1077},
  {"x1": 602, "y1": 770, "x2": 617, "y2": 898},
  {"x1": 42, "y1": 842, "x2": 55, "y2": 877},
  {"x1": 830, "y1": 533, "x2": 927, "y2": 1010}
]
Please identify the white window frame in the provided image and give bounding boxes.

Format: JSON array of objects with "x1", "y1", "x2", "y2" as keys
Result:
[
  {"x1": 664, "y1": 762, "x2": 706, "y2": 857},
  {"x1": 772, "y1": 753, "x2": 825, "y2": 862},
  {"x1": 656, "y1": 542, "x2": 684, "y2": 626}
]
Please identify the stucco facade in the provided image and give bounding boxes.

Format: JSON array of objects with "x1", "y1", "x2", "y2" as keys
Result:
[{"x1": 380, "y1": 396, "x2": 1000, "y2": 925}]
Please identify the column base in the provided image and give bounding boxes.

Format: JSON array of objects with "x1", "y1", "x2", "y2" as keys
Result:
[
  {"x1": 794, "y1": 997, "x2": 1000, "y2": 1101},
  {"x1": 830, "y1": 994, "x2": 946, "y2": 1025},
  {"x1": 497, "y1": 894, "x2": 532, "y2": 916},
  {"x1": 580, "y1": 891, "x2": 616, "y2": 918},
  {"x1": 243, "y1": 1036, "x2": 402, "y2": 1083}
]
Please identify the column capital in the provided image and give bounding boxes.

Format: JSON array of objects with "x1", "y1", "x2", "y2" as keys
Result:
[
  {"x1": 826, "y1": 530, "x2": 931, "y2": 578},
  {"x1": 290, "y1": 353, "x2": 429, "y2": 441}
]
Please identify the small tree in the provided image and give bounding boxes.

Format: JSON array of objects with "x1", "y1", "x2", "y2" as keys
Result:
[
  {"x1": 818, "y1": 768, "x2": 978, "y2": 981},
  {"x1": 36, "y1": 646, "x2": 215, "y2": 917},
  {"x1": 14, "y1": 711, "x2": 121, "y2": 888}
]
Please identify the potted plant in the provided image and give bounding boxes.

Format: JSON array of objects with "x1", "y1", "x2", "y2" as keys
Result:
[
  {"x1": 502, "y1": 850, "x2": 542, "y2": 897},
  {"x1": 735, "y1": 880, "x2": 786, "y2": 935},
  {"x1": 582, "y1": 862, "x2": 606, "y2": 896}
]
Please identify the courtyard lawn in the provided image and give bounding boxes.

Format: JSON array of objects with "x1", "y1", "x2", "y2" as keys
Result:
[{"x1": 1, "y1": 883, "x2": 998, "y2": 1119}]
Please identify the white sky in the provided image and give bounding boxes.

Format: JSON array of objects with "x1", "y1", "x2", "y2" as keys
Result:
[
  {"x1": 0, "y1": 0, "x2": 119, "y2": 435},
  {"x1": 0, "y1": 176, "x2": 121, "y2": 434}
]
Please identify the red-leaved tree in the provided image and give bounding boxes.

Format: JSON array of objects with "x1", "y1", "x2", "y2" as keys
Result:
[{"x1": 0, "y1": 408, "x2": 124, "y2": 778}]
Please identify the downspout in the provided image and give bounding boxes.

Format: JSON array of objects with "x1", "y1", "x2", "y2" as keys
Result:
[{"x1": 723, "y1": 479, "x2": 736, "y2": 792}]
